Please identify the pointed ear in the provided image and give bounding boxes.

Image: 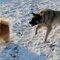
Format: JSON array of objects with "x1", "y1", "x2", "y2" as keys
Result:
[{"x1": 31, "y1": 13, "x2": 38, "y2": 16}]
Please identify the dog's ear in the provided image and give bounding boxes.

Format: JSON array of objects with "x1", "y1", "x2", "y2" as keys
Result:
[{"x1": 31, "y1": 13, "x2": 38, "y2": 16}]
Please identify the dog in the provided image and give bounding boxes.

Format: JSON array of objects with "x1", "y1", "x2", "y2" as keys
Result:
[
  {"x1": 29, "y1": 9, "x2": 60, "y2": 42},
  {"x1": 0, "y1": 18, "x2": 9, "y2": 43}
]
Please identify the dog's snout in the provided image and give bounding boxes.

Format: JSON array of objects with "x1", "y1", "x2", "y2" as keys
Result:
[{"x1": 29, "y1": 21, "x2": 31, "y2": 24}]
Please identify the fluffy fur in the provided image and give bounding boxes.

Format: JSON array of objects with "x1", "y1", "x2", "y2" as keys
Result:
[{"x1": 0, "y1": 18, "x2": 9, "y2": 43}]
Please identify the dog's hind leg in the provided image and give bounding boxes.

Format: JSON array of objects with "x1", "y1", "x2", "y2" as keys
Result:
[{"x1": 45, "y1": 25, "x2": 52, "y2": 42}]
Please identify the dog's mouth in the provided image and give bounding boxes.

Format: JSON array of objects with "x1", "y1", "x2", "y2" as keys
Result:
[
  {"x1": 30, "y1": 24, "x2": 35, "y2": 26},
  {"x1": 29, "y1": 22, "x2": 33, "y2": 26},
  {"x1": 29, "y1": 21, "x2": 38, "y2": 26}
]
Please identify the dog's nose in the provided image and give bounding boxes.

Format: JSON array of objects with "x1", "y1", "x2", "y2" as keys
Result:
[
  {"x1": 29, "y1": 21, "x2": 31, "y2": 24},
  {"x1": 29, "y1": 21, "x2": 33, "y2": 26}
]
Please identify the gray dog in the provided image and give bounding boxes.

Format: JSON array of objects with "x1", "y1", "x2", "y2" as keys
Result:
[{"x1": 29, "y1": 9, "x2": 60, "y2": 42}]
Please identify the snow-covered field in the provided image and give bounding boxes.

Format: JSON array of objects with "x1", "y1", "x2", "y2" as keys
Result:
[{"x1": 0, "y1": 0, "x2": 60, "y2": 60}]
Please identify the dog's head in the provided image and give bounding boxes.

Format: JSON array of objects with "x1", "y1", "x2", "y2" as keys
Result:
[{"x1": 29, "y1": 13, "x2": 42, "y2": 26}]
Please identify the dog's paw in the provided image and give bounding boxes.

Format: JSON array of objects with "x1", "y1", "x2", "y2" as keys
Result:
[
  {"x1": 44, "y1": 41, "x2": 50, "y2": 43},
  {"x1": 35, "y1": 32, "x2": 37, "y2": 35}
]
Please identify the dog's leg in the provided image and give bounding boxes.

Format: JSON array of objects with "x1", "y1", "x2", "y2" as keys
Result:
[
  {"x1": 45, "y1": 26, "x2": 52, "y2": 42},
  {"x1": 35, "y1": 24, "x2": 42, "y2": 35}
]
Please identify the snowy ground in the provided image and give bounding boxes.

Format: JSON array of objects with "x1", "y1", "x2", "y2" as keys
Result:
[{"x1": 0, "y1": 0, "x2": 60, "y2": 60}]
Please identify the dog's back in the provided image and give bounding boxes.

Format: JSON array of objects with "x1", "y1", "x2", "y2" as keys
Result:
[
  {"x1": 50, "y1": 11, "x2": 60, "y2": 26},
  {"x1": 37, "y1": 9, "x2": 60, "y2": 26}
]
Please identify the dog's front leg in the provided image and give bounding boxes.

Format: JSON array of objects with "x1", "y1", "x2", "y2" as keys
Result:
[
  {"x1": 35, "y1": 24, "x2": 42, "y2": 35},
  {"x1": 45, "y1": 25, "x2": 52, "y2": 42}
]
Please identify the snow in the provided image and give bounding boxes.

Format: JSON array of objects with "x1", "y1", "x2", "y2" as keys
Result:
[{"x1": 0, "y1": 0, "x2": 60, "y2": 60}]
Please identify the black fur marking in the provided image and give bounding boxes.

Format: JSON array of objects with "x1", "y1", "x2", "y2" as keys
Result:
[{"x1": 29, "y1": 14, "x2": 42, "y2": 26}]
